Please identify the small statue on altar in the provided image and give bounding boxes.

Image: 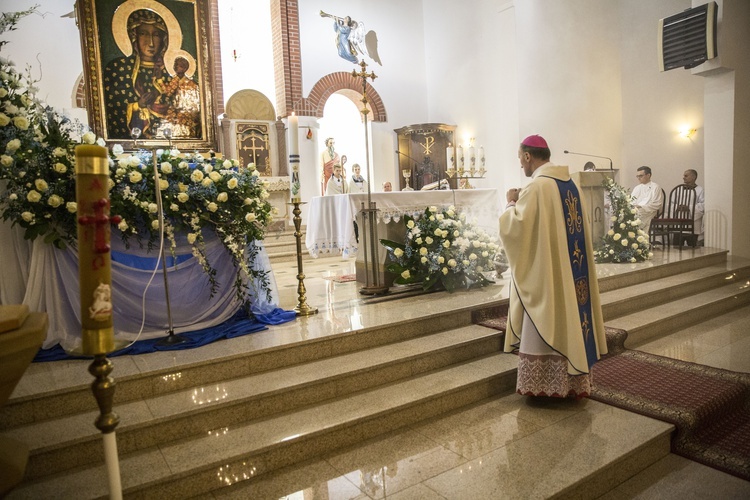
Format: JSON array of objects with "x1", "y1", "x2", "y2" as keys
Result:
[{"x1": 320, "y1": 137, "x2": 340, "y2": 195}]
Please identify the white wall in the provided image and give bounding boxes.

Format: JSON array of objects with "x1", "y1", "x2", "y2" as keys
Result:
[
  {"x1": 217, "y1": 1, "x2": 274, "y2": 106},
  {"x1": 619, "y1": 0, "x2": 705, "y2": 192},
  {"x1": 514, "y1": 1, "x2": 624, "y2": 181},
  {"x1": 422, "y1": 0, "x2": 519, "y2": 201}
]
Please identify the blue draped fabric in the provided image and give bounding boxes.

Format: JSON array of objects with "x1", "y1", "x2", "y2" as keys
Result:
[
  {"x1": 33, "y1": 307, "x2": 296, "y2": 362},
  {"x1": 1, "y1": 215, "x2": 295, "y2": 354}
]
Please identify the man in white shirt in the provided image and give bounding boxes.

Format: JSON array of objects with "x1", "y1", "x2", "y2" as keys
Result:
[
  {"x1": 348, "y1": 163, "x2": 368, "y2": 193},
  {"x1": 676, "y1": 169, "x2": 705, "y2": 246},
  {"x1": 325, "y1": 164, "x2": 348, "y2": 195},
  {"x1": 631, "y1": 166, "x2": 663, "y2": 235}
]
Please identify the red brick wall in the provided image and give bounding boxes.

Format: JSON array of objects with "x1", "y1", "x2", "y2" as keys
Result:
[{"x1": 305, "y1": 71, "x2": 387, "y2": 122}]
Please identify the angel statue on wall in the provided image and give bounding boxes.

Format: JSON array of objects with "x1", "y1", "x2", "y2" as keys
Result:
[{"x1": 320, "y1": 10, "x2": 382, "y2": 66}]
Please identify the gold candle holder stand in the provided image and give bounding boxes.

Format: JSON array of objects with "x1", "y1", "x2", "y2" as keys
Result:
[
  {"x1": 288, "y1": 201, "x2": 318, "y2": 316},
  {"x1": 90, "y1": 354, "x2": 122, "y2": 499}
]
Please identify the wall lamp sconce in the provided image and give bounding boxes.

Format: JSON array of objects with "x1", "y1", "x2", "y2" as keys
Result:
[{"x1": 679, "y1": 126, "x2": 697, "y2": 139}]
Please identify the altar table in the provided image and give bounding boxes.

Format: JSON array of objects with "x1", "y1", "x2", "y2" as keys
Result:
[{"x1": 305, "y1": 189, "x2": 501, "y2": 258}]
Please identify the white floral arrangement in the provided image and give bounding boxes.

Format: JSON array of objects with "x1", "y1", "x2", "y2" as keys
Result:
[
  {"x1": 380, "y1": 205, "x2": 499, "y2": 292},
  {"x1": 0, "y1": 9, "x2": 275, "y2": 308},
  {"x1": 594, "y1": 177, "x2": 653, "y2": 263}
]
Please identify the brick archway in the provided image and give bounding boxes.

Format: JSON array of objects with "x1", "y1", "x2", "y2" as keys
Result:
[{"x1": 302, "y1": 72, "x2": 387, "y2": 122}]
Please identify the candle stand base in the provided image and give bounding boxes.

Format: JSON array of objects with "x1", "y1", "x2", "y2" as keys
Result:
[
  {"x1": 155, "y1": 330, "x2": 187, "y2": 346},
  {"x1": 358, "y1": 203, "x2": 389, "y2": 296}
]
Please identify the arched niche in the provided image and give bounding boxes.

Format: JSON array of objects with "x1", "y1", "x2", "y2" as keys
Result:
[{"x1": 225, "y1": 89, "x2": 276, "y2": 120}]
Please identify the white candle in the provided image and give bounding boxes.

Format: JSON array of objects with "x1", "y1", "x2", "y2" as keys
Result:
[
  {"x1": 468, "y1": 145, "x2": 475, "y2": 168},
  {"x1": 446, "y1": 145, "x2": 454, "y2": 169},
  {"x1": 457, "y1": 145, "x2": 464, "y2": 168},
  {"x1": 288, "y1": 113, "x2": 299, "y2": 156},
  {"x1": 479, "y1": 146, "x2": 485, "y2": 165},
  {"x1": 288, "y1": 113, "x2": 301, "y2": 201}
]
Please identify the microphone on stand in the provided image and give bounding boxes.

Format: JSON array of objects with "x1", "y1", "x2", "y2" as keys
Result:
[
  {"x1": 395, "y1": 150, "x2": 421, "y2": 165},
  {"x1": 564, "y1": 150, "x2": 614, "y2": 171}
]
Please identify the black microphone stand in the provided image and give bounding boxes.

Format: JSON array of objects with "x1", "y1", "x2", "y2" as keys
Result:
[
  {"x1": 154, "y1": 128, "x2": 186, "y2": 346},
  {"x1": 564, "y1": 150, "x2": 614, "y2": 171}
]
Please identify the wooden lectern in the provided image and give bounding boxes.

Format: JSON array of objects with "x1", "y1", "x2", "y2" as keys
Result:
[{"x1": 571, "y1": 170, "x2": 619, "y2": 244}]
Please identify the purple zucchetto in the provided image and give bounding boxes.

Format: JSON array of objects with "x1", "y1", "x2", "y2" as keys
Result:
[{"x1": 521, "y1": 135, "x2": 548, "y2": 149}]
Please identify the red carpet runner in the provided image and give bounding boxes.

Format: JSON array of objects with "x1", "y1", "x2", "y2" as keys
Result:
[
  {"x1": 473, "y1": 308, "x2": 750, "y2": 482},
  {"x1": 591, "y1": 328, "x2": 750, "y2": 482}
]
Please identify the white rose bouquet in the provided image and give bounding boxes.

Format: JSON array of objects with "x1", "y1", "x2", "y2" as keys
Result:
[
  {"x1": 594, "y1": 177, "x2": 653, "y2": 263},
  {"x1": 380, "y1": 206, "x2": 499, "y2": 292}
]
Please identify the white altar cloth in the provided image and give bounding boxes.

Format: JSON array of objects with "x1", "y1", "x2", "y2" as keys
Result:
[
  {"x1": 0, "y1": 219, "x2": 280, "y2": 352},
  {"x1": 305, "y1": 189, "x2": 501, "y2": 258}
]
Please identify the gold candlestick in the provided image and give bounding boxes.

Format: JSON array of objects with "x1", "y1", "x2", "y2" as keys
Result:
[{"x1": 289, "y1": 201, "x2": 317, "y2": 316}]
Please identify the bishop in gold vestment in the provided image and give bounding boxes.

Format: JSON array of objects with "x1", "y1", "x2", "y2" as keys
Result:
[{"x1": 500, "y1": 135, "x2": 608, "y2": 398}]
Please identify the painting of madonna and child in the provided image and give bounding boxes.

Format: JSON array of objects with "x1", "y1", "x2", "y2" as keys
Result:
[{"x1": 79, "y1": 0, "x2": 216, "y2": 147}]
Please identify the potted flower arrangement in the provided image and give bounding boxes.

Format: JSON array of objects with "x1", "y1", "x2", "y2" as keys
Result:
[
  {"x1": 594, "y1": 177, "x2": 653, "y2": 263},
  {"x1": 0, "y1": 9, "x2": 275, "y2": 308},
  {"x1": 380, "y1": 205, "x2": 500, "y2": 292}
]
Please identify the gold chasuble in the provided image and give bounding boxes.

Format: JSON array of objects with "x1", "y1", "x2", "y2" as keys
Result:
[{"x1": 500, "y1": 164, "x2": 607, "y2": 382}]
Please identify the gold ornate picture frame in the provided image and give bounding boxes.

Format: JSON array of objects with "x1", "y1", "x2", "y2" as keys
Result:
[{"x1": 77, "y1": 0, "x2": 217, "y2": 150}]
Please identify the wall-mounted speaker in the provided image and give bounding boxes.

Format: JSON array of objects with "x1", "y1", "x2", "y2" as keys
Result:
[{"x1": 658, "y1": 1, "x2": 718, "y2": 72}]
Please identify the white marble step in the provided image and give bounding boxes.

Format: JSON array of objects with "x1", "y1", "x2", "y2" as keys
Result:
[
  {"x1": 7, "y1": 353, "x2": 519, "y2": 500},
  {"x1": 600, "y1": 256, "x2": 750, "y2": 320},
  {"x1": 597, "y1": 248, "x2": 728, "y2": 292},
  {"x1": 1, "y1": 286, "x2": 505, "y2": 428},
  {"x1": 606, "y1": 279, "x2": 750, "y2": 347},
  {"x1": 4, "y1": 325, "x2": 502, "y2": 479}
]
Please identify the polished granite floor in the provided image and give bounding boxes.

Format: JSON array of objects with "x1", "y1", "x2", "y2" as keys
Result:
[
  {"x1": 230, "y1": 248, "x2": 750, "y2": 500},
  {"x1": 8, "y1": 247, "x2": 750, "y2": 499}
]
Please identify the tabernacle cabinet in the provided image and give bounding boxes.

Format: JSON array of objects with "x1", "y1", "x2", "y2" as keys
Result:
[{"x1": 394, "y1": 123, "x2": 456, "y2": 191}]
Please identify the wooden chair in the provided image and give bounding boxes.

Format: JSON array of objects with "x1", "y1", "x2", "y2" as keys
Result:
[
  {"x1": 668, "y1": 185, "x2": 698, "y2": 247},
  {"x1": 649, "y1": 188, "x2": 668, "y2": 248},
  {"x1": 651, "y1": 185, "x2": 698, "y2": 250}
]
